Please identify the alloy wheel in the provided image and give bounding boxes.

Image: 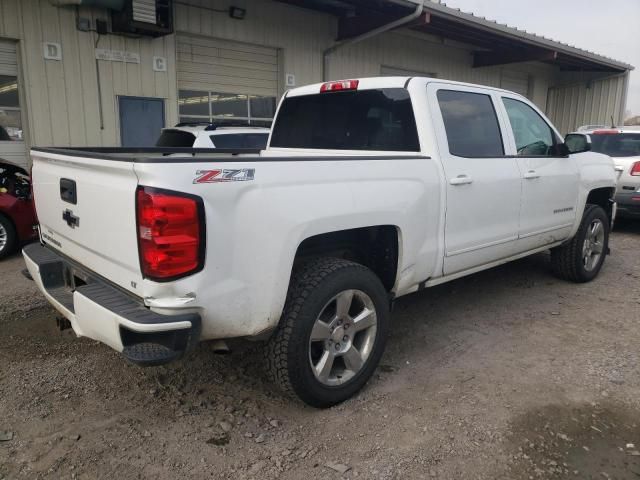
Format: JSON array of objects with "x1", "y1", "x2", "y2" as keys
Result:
[
  {"x1": 308, "y1": 289, "x2": 378, "y2": 386},
  {"x1": 582, "y1": 218, "x2": 605, "y2": 272},
  {"x1": 0, "y1": 222, "x2": 7, "y2": 252}
]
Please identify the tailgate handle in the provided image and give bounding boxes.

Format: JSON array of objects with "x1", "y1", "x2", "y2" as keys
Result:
[{"x1": 60, "y1": 178, "x2": 77, "y2": 204}]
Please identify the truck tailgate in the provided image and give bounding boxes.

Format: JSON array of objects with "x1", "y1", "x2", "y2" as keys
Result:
[{"x1": 30, "y1": 149, "x2": 142, "y2": 295}]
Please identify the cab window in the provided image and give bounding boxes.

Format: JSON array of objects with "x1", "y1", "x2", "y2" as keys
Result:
[
  {"x1": 502, "y1": 98, "x2": 557, "y2": 156},
  {"x1": 437, "y1": 90, "x2": 504, "y2": 157},
  {"x1": 270, "y1": 89, "x2": 420, "y2": 152}
]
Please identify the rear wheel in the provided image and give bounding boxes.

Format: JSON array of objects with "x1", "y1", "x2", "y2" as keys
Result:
[
  {"x1": 551, "y1": 204, "x2": 609, "y2": 283},
  {"x1": 0, "y1": 214, "x2": 17, "y2": 260},
  {"x1": 265, "y1": 257, "x2": 390, "y2": 408}
]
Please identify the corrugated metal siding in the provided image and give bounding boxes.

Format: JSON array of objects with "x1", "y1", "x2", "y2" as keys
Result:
[
  {"x1": 0, "y1": 39, "x2": 17, "y2": 75},
  {"x1": 381, "y1": 65, "x2": 436, "y2": 77},
  {"x1": 329, "y1": 30, "x2": 554, "y2": 108},
  {"x1": 500, "y1": 70, "x2": 529, "y2": 97},
  {"x1": 546, "y1": 73, "x2": 629, "y2": 134},
  {"x1": 177, "y1": 34, "x2": 279, "y2": 96},
  {"x1": 1, "y1": 0, "x2": 630, "y2": 152},
  {"x1": 175, "y1": 0, "x2": 335, "y2": 93},
  {"x1": 0, "y1": 0, "x2": 21, "y2": 39},
  {"x1": 0, "y1": 0, "x2": 176, "y2": 150}
]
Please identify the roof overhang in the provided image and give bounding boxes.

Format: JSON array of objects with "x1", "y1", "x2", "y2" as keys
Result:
[{"x1": 275, "y1": 0, "x2": 633, "y2": 73}]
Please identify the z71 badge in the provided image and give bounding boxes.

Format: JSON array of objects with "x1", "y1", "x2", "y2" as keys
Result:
[{"x1": 193, "y1": 168, "x2": 255, "y2": 184}]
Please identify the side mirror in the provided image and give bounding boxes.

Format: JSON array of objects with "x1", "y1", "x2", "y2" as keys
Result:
[{"x1": 564, "y1": 133, "x2": 592, "y2": 154}]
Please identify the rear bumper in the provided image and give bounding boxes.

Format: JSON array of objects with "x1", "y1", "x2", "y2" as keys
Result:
[
  {"x1": 22, "y1": 243, "x2": 201, "y2": 366},
  {"x1": 615, "y1": 191, "x2": 640, "y2": 218}
]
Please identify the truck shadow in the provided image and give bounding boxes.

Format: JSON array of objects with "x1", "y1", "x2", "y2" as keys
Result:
[
  {"x1": 0, "y1": 243, "x2": 620, "y2": 416},
  {"x1": 613, "y1": 218, "x2": 640, "y2": 234}
]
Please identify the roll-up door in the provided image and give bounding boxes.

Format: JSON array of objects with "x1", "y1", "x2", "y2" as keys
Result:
[
  {"x1": 176, "y1": 35, "x2": 280, "y2": 127},
  {"x1": 0, "y1": 40, "x2": 26, "y2": 168}
]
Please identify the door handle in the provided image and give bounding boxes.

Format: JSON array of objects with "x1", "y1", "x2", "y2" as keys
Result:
[
  {"x1": 523, "y1": 170, "x2": 540, "y2": 180},
  {"x1": 614, "y1": 166, "x2": 624, "y2": 172},
  {"x1": 449, "y1": 175, "x2": 473, "y2": 186}
]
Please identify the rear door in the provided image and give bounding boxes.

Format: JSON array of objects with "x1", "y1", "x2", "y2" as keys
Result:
[
  {"x1": 31, "y1": 149, "x2": 142, "y2": 295},
  {"x1": 499, "y1": 95, "x2": 579, "y2": 241},
  {"x1": 428, "y1": 83, "x2": 522, "y2": 275}
]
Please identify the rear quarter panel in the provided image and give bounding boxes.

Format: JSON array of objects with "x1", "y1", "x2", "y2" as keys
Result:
[{"x1": 133, "y1": 156, "x2": 442, "y2": 339}]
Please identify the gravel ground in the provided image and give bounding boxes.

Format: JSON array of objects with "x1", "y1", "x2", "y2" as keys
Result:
[{"x1": 1, "y1": 221, "x2": 639, "y2": 480}]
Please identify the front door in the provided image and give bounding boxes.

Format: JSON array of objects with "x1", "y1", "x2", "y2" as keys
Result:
[
  {"x1": 499, "y1": 96, "x2": 579, "y2": 242},
  {"x1": 118, "y1": 96, "x2": 165, "y2": 147},
  {"x1": 428, "y1": 84, "x2": 523, "y2": 275}
]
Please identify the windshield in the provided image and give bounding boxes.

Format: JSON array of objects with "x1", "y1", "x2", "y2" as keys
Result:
[
  {"x1": 210, "y1": 133, "x2": 268, "y2": 149},
  {"x1": 270, "y1": 88, "x2": 420, "y2": 151},
  {"x1": 590, "y1": 133, "x2": 640, "y2": 158}
]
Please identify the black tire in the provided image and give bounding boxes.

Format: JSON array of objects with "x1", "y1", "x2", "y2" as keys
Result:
[
  {"x1": 265, "y1": 257, "x2": 390, "y2": 408},
  {"x1": 550, "y1": 204, "x2": 609, "y2": 283},
  {"x1": 0, "y1": 214, "x2": 17, "y2": 260}
]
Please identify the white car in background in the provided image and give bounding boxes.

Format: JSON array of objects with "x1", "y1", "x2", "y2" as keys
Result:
[
  {"x1": 576, "y1": 124, "x2": 607, "y2": 132},
  {"x1": 566, "y1": 127, "x2": 640, "y2": 219},
  {"x1": 156, "y1": 123, "x2": 270, "y2": 150}
]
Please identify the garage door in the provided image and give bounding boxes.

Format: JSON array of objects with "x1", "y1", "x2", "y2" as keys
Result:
[
  {"x1": 500, "y1": 70, "x2": 531, "y2": 98},
  {"x1": 176, "y1": 35, "x2": 280, "y2": 127},
  {"x1": 0, "y1": 39, "x2": 26, "y2": 168}
]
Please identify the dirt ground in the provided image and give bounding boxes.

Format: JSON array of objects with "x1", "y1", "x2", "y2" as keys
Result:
[{"x1": 1, "y1": 222, "x2": 639, "y2": 480}]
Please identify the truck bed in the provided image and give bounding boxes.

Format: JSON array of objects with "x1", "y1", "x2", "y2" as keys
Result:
[{"x1": 32, "y1": 147, "x2": 427, "y2": 163}]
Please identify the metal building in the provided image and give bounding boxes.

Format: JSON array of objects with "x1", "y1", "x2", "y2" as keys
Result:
[{"x1": 0, "y1": 0, "x2": 633, "y2": 168}]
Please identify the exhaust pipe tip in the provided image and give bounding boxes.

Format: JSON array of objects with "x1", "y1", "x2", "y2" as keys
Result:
[{"x1": 211, "y1": 339, "x2": 231, "y2": 354}]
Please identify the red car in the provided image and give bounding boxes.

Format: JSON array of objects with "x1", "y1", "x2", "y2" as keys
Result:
[{"x1": 0, "y1": 160, "x2": 38, "y2": 259}]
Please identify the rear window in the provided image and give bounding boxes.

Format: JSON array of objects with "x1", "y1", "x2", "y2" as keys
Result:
[
  {"x1": 270, "y1": 88, "x2": 420, "y2": 151},
  {"x1": 590, "y1": 133, "x2": 640, "y2": 158},
  {"x1": 155, "y1": 129, "x2": 196, "y2": 147},
  {"x1": 210, "y1": 133, "x2": 269, "y2": 149}
]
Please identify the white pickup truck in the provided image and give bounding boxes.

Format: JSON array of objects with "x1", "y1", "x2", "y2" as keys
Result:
[{"x1": 24, "y1": 77, "x2": 616, "y2": 407}]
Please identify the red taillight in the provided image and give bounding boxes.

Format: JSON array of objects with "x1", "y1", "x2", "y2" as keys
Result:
[
  {"x1": 592, "y1": 129, "x2": 620, "y2": 135},
  {"x1": 136, "y1": 186, "x2": 205, "y2": 281},
  {"x1": 630, "y1": 161, "x2": 640, "y2": 176},
  {"x1": 320, "y1": 80, "x2": 359, "y2": 93}
]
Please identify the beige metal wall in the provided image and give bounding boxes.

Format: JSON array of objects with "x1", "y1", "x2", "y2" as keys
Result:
[
  {"x1": 546, "y1": 72, "x2": 630, "y2": 134},
  {"x1": 0, "y1": 0, "x2": 176, "y2": 148},
  {"x1": 328, "y1": 30, "x2": 556, "y2": 109},
  {"x1": 175, "y1": 0, "x2": 335, "y2": 93},
  {"x1": 1, "y1": 0, "x2": 628, "y2": 150},
  {"x1": 177, "y1": 1, "x2": 555, "y2": 108}
]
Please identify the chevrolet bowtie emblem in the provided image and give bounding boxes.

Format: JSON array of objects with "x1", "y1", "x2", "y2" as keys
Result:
[{"x1": 62, "y1": 209, "x2": 79, "y2": 229}]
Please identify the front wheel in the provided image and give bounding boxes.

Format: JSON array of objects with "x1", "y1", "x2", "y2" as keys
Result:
[
  {"x1": 265, "y1": 258, "x2": 390, "y2": 408},
  {"x1": 550, "y1": 204, "x2": 610, "y2": 283}
]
